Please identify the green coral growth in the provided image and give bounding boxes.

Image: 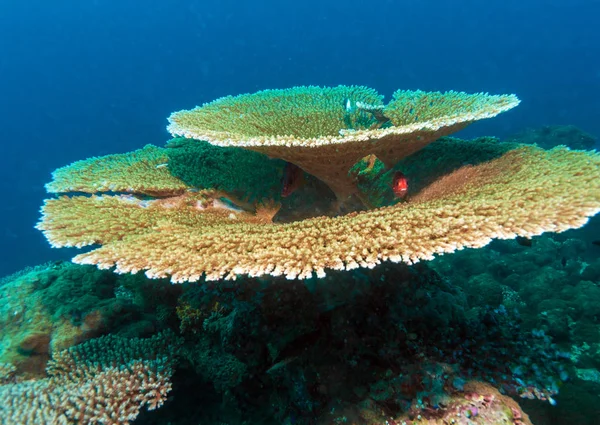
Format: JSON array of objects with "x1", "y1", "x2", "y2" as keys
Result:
[
  {"x1": 166, "y1": 137, "x2": 286, "y2": 201},
  {"x1": 348, "y1": 137, "x2": 520, "y2": 208},
  {"x1": 0, "y1": 262, "x2": 180, "y2": 377},
  {"x1": 348, "y1": 154, "x2": 397, "y2": 208}
]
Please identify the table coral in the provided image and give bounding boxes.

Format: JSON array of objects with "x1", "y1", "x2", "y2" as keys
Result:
[
  {"x1": 38, "y1": 142, "x2": 600, "y2": 283},
  {"x1": 46, "y1": 144, "x2": 189, "y2": 196},
  {"x1": 167, "y1": 86, "x2": 519, "y2": 200}
]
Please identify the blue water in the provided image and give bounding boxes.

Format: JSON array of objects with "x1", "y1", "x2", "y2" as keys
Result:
[{"x1": 0, "y1": 0, "x2": 598, "y2": 277}]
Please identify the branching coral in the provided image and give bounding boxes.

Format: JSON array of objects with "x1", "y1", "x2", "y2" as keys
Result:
[
  {"x1": 46, "y1": 144, "x2": 189, "y2": 196},
  {"x1": 0, "y1": 332, "x2": 178, "y2": 425},
  {"x1": 37, "y1": 142, "x2": 600, "y2": 282},
  {"x1": 167, "y1": 86, "x2": 519, "y2": 200}
]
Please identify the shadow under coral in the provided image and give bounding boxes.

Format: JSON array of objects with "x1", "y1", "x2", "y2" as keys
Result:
[{"x1": 137, "y1": 261, "x2": 562, "y2": 425}]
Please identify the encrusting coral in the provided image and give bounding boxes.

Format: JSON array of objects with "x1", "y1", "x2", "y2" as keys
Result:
[
  {"x1": 147, "y1": 260, "x2": 560, "y2": 424},
  {"x1": 167, "y1": 86, "x2": 519, "y2": 200},
  {"x1": 0, "y1": 331, "x2": 178, "y2": 425},
  {"x1": 427, "y1": 222, "x2": 600, "y2": 424},
  {"x1": 37, "y1": 138, "x2": 600, "y2": 282}
]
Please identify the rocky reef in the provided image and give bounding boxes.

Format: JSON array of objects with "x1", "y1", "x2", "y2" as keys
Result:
[
  {"x1": 10, "y1": 198, "x2": 600, "y2": 425},
  {"x1": 1, "y1": 257, "x2": 564, "y2": 425},
  {"x1": 431, "y1": 215, "x2": 600, "y2": 425},
  {"x1": 3, "y1": 81, "x2": 600, "y2": 425},
  {"x1": 506, "y1": 125, "x2": 597, "y2": 151},
  {"x1": 3, "y1": 212, "x2": 600, "y2": 424}
]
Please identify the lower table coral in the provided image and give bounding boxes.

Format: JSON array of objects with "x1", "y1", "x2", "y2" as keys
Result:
[
  {"x1": 37, "y1": 143, "x2": 600, "y2": 282},
  {"x1": 45, "y1": 144, "x2": 189, "y2": 197},
  {"x1": 0, "y1": 331, "x2": 178, "y2": 425}
]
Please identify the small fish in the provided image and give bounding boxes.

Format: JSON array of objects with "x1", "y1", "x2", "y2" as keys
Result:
[
  {"x1": 344, "y1": 98, "x2": 353, "y2": 112},
  {"x1": 281, "y1": 162, "x2": 304, "y2": 197},
  {"x1": 392, "y1": 171, "x2": 409, "y2": 198},
  {"x1": 592, "y1": 240, "x2": 600, "y2": 247},
  {"x1": 213, "y1": 197, "x2": 245, "y2": 213},
  {"x1": 516, "y1": 236, "x2": 533, "y2": 247}
]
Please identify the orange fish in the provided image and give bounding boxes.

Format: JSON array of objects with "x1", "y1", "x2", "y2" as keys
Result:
[
  {"x1": 281, "y1": 162, "x2": 304, "y2": 197},
  {"x1": 392, "y1": 171, "x2": 408, "y2": 198}
]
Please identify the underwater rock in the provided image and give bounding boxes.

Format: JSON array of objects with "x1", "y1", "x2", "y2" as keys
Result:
[
  {"x1": 506, "y1": 125, "x2": 597, "y2": 151},
  {"x1": 325, "y1": 380, "x2": 534, "y2": 425}
]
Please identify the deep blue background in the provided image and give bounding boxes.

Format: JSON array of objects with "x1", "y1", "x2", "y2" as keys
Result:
[{"x1": 0, "y1": 0, "x2": 598, "y2": 277}]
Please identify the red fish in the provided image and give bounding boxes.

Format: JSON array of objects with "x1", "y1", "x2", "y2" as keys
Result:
[
  {"x1": 281, "y1": 162, "x2": 304, "y2": 197},
  {"x1": 392, "y1": 171, "x2": 408, "y2": 198}
]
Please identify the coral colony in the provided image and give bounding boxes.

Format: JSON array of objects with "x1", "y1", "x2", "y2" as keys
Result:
[{"x1": 1, "y1": 86, "x2": 600, "y2": 424}]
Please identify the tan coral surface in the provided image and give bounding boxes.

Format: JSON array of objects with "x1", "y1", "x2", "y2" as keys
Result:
[
  {"x1": 46, "y1": 144, "x2": 188, "y2": 196},
  {"x1": 37, "y1": 145, "x2": 600, "y2": 282}
]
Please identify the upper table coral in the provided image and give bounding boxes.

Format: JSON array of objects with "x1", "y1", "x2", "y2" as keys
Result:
[{"x1": 167, "y1": 86, "x2": 519, "y2": 200}]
